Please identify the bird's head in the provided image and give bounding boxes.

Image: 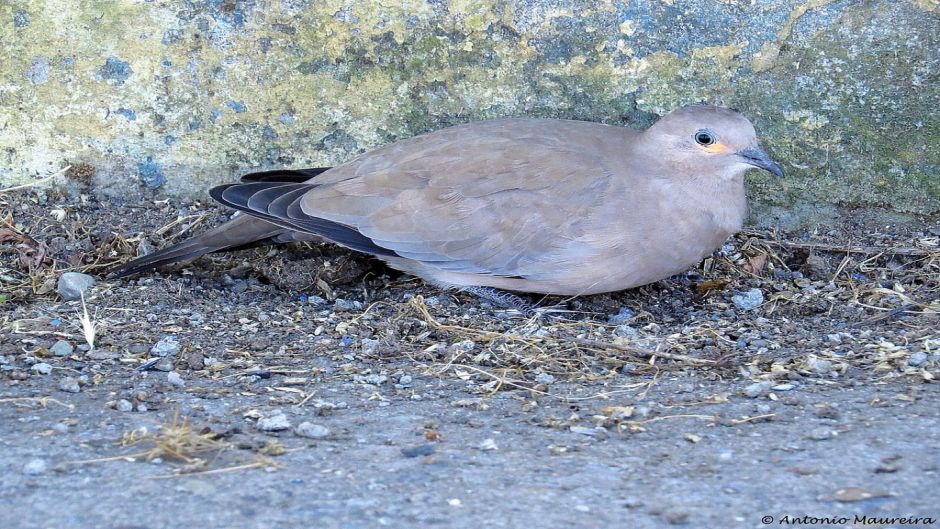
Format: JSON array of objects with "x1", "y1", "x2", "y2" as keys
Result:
[{"x1": 643, "y1": 105, "x2": 784, "y2": 180}]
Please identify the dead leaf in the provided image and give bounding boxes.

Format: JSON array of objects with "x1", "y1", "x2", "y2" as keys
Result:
[
  {"x1": 694, "y1": 279, "x2": 730, "y2": 296},
  {"x1": 743, "y1": 254, "x2": 768, "y2": 275}
]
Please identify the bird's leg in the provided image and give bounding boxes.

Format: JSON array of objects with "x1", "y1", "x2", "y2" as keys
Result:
[
  {"x1": 460, "y1": 286, "x2": 537, "y2": 317},
  {"x1": 664, "y1": 271, "x2": 705, "y2": 287}
]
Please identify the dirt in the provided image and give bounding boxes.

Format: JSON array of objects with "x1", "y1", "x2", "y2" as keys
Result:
[{"x1": 2, "y1": 190, "x2": 940, "y2": 529}]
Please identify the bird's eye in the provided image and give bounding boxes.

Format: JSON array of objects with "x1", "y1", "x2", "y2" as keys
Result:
[{"x1": 694, "y1": 130, "x2": 716, "y2": 146}]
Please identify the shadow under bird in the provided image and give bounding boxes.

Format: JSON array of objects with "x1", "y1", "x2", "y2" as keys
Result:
[{"x1": 111, "y1": 105, "x2": 783, "y2": 309}]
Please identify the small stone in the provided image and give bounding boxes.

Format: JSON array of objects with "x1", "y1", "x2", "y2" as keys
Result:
[
  {"x1": 534, "y1": 373, "x2": 555, "y2": 385},
  {"x1": 86, "y1": 349, "x2": 119, "y2": 361},
  {"x1": 58, "y1": 377, "x2": 81, "y2": 393},
  {"x1": 662, "y1": 510, "x2": 689, "y2": 525},
  {"x1": 808, "y1": 358, "x2": 832, "y2": 374},
  {"x1": 732, "y1": 288, "x2": 764, "y2": 310},
  {"x1": 478, "y1": 438, "x2": 498, "y2": 451},
  {"x1": 151, "y1": 336, "x2": 180, "y2": 357},
  {"x1": 401, "y1": 442, "x2": 436, "y2": 457},
  {"x1": 31, "y1": 363, "x2": 52, "y2": 375},
  {"x1": 153, "y1": 357, "x2": 174, "y2": 372},
  {"x1": 166, "y1": 371, "x2": 185, "y2": 387},
  {"x1": 333, "y1": 298, "x2": 362, "y2": 311},
  {"x1": 115, "y1": 399, "x2": 134, "y2": 412},
  {"x1": 23, "y1": 459, "x2": 47, "y2": 475},
  {"x1": 908, "y1": 351, "x2": 928, "y2": 367},
  {"x1": 50, "y1": 340, "x2": 74, "y2": 357},
  {"x1": 826, "y1": 333, "x2": 843, "y2": 345},
  {"x1": 257, "y1": 412, "x2": 291, "y2": 432},
  {"x1": 613, "y1": 325, "x2": 639, "y2": 339},
  {"x1": 772, "y1": 383, "x2": 795, "y2": 391},
  {"x1": 815, "y1": 404, "x2": 839, "y2": 419},
  {"x1": 183, "y1": 350, "x2": 205, "y2": 370},
  {"x1": 807, "y1": 427, "x2": 833, "y2": 441},
  {"x1": 398, "y1": 374, "x2": 413, "y2": 387},
  {"x1": 608, "y1": 307, "x2": 635, "y2": 325},
  {"x1": 802, "y1": 254, "x2": 832, "y2": 280},
  {"x1": 449, "y1": 340, "x2": 476, "y2": 353},
  {"x1": 360, "y1": 338, "x2": 381, "y2": 355},
  {"x1": 363, "y1": 374, "x2": 387, "y2": 385},
  {"x1": 57, "y1": 272, "x2": 96, "y2": 301},
  {"x1": 294, "y1": 422, "x2": 330, "y2": 439},
  {"x1": 307, "y1": 295, "x2": 327, "y2": 305},
  {"x1": 743, "y1": 381, "x2": 773, "y2": 398}
]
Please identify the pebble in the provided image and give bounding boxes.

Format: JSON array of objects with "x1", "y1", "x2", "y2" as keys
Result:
[
  {"x1": 772, "y1": 383, "x2": 795, "y2": 391},
  {"x1": 86, "y1": 350, "x2": 119, "y2": 360},
  {"x1": 333, "y1": 298, "x2": 363, "y2": 311},
  {"x1": 363, "y1": 374, "x2": 387, "y2": 385},
  {"x1": 58, "y1": 377, "x2": 81, "y2": 393},
  {"x1": 808, "y1": 358, "x2": 832, "y2": 374},
  {"x1": 50, "y1": 340, "x2": 74, "y2": 357},
  {"x1": 31, "y1": 363, "x2": 52, "y2": 375},
  {"x1": 743, "y1": 381, "x2": 773, "y2": 398},
  {"x1": 613, "y1": 325, "x2": 639, "y2": 339},
  {"x1": 361, "y1": 338, "x2": 381, "y2": 355},
  {"x1": 478, "y1": 438, "x2": 499, "y2": 451},
  {"x1": 23, "y1": 459, "x2": 48, "y2": 475},
  {"x1": 449, "y1": 340, "x2": 476, "y2": 353},
  {"x1": 153, "y1": 357, "x2": 174, "y2": 372},
  {"x1": 807, "y1": 427, "x2": 833, "y2": 441},
  {"x1": 166, "y1": 371, "x2": 185, "y2": 387},
  {"x1": 56, "y1": 272, "x2": 96, "y2": 301},
  {"x1": 294, "y1": 422, "x2": 330, "y2": 439},
  {"x1": 908, "y1": 352, "x2": 928, "y2": 367},
  {"x1": 401, "y1": 442, "x2": 436, "y2": 457},
  {"x1": 115, "y1": 399, "x2": 134, "y2": 412},
  {"x1": 398, "y1": 374, "x2": 413, "y2": 387},
  {"x1": 534, "y1": 373, "x2": 555, "y2": 385},
  {"x1": 608, "y1": 307, "x2": 636, "y2": 325},
  {"x1": 257, "y1": 412, "x2": 291, "y2": 432},
  {"x1": 151, "y1": 336, "x2": 181, "y2": 357},
  {"x1": 732, "y1": 288, "x2": 764, "y2": 310},
  {"x1": 307, "y1": 295, "x2": 327, "y2": 306}
]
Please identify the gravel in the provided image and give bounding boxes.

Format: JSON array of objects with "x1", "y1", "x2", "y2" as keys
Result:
[
  {"x1": 151, "y1": 336, "x2": 181, "y2": 357},
  {"x1": 56, "y1": 272, "x2": 96, "y2": 301},
  {"x1": 257, "y1": 412, "x2": 292, "y2": 432},
  {"x1": 115, "y1": 399, "x2": 134, "y2": 412},
  {"x1": 294, "y1": 422, "x2": 330, "y2": 439},
  {"x1": 908, "y1": 351, "x2": 928, "y2": 367},
  {"x1": 743, "y1": 381, "x2": 773, "y2": 398},
  {"x1": 732, "y1": 288, "x2": 764, "y2": 310},
  {"x1": 166, "y1": 371, "x2": 185, "y2": 386},
  {"x1": 31, "y1": 363, "x2": 52, "y2": 375},
  {"x1": 22, "y1": 459, "x2": 48, "y2": 476},
  {"x1": 153, "y1": 357, "x2": 174, "y2": 371},
  {"x1": 608, "y1": 307, "x2": 636, "y2": 325},
  {"x1": 50, "y1": 340, "x2": 74, "y2": 357},
  {"x1": 57, "y1": 377, "x2": 81, "y2": 393}
]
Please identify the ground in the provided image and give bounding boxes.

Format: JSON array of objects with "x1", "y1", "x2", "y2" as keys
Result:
[{"x1": 2, "y1": 189, "x2": 939, "y2": 529}]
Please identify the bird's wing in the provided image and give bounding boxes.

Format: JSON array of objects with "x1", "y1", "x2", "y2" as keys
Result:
[{"x1": 214, "y1": 119, "x2": 634, "y2": 278}]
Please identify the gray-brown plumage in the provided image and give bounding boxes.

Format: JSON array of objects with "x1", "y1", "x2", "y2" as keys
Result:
[{"x1": 111, "y1": 105, "x2": 782, "y2": 297}]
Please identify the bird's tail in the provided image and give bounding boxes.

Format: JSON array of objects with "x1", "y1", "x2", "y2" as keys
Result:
[{"x1": 108, "y1": 214, "x2": 285, "y2": 278}]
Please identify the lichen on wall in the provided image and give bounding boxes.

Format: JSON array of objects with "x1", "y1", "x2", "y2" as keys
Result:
[{"x1": 0, "y1": 0, "x2": 937, "y2": 224}]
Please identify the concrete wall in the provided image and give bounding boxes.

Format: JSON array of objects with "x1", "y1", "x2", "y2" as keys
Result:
[{"x1": 1, "y1": 0, "x2": 938, "y2": 225}]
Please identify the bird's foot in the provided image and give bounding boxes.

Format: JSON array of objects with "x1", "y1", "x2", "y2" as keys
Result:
[
  {"x1": 664, "y1": 271, "x2": 705, "y2": 287},
  {"x1": 460, "y1": 286, "x2": 539, "y2": 317}
]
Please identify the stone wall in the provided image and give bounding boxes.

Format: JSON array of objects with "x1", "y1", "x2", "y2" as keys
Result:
[{"x1": 1, "y1": 0, "x2": 938, "y2": 225}]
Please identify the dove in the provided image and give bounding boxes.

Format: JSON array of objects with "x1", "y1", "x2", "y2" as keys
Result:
[{"x1": 111, "y1": 105, "x2": 782, "y2": 307}]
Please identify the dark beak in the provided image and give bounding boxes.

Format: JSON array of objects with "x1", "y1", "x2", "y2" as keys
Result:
[{"x1": 739, "y1": 147, "x2": 784, "y2": 177}]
